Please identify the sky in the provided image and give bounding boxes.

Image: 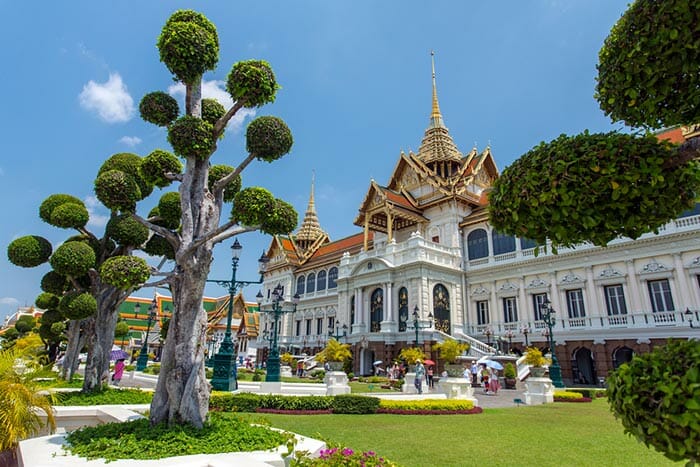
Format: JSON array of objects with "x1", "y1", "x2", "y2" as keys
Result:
[{"x1": 0, "y1": 0, "x2": 632, "y2": 322}]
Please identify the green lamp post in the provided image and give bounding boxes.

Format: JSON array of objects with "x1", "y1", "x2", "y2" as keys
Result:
[
  {"x1": 207, "y1": 239, "x2": 268, "y2": 391},
  {"x1": 541, "y1": 296, "x2": 565, "y2": 388},
  {"x1": 259, "y1": 284, "x2": 299, "y2": 382},
  {"x1": 329, "y1": 322, "x2": 348, "y2": 342},
  {"x1": 135, "y1": 299, "x2": 157, "y2": 371},
  {"x1": 410, "y1": 306, "x2": 433, "y2": 346}
]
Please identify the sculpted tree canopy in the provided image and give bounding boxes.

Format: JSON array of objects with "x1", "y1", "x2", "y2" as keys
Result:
[{"x1": 489, "y1": 0, "x2": 700, "y2": 249}]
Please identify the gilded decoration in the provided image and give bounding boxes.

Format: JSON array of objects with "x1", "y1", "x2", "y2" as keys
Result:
[{"x1": 433, "y1": 284, "x2": 451, "y2": 333}]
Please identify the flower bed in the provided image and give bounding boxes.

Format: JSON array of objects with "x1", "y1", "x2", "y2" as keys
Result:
[
  {"x1": 553, "y1": 390, "x2": 592, "y2": 403},
  {"x1": 377, "y1": 407, "x2": 483, "y2": 415},
  {"x1": 256, "y1": 408, "x2": 333, "y2": 415},
  {"x1": 376, "y1": 398, "x2": 482, "y2": 414}
]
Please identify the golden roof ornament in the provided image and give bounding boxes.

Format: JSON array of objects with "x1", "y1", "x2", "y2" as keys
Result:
[{"x1": 296, "y1": 171, "x2": 326, "y2": 242}]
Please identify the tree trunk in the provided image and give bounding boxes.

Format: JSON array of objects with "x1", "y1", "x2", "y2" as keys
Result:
[
  {"x1": 61, "y1": 320, "x2": 82, "y2": 381},
  {"x1": 82, "y1": 285, "x2": 127, "y2": 392}
]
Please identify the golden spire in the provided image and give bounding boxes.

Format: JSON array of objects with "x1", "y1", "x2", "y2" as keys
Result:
[
  {"x1": 430, "y1": 50, "x2": 443, "y2": 126},
  {"x1": 296, "y1": 171, "x2": 326, "y2": 243}
]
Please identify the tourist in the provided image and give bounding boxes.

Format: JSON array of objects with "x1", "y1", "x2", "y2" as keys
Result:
[
  {"x1": 481, "y1": 364, "x2": 490, "y2": 393},
  {"x1": 112, "y1": 358, "x2": 125, "y2": 386},
  {"x1": 489, "y1": 367, "x2": 501, "y2": 395},
  {"x1": 414, "y1": 359, "x2": 426, "y2": 394},
  {"x1": 427, "y1": 366, "x2": 434, "y2": 389},
  {"x1": 471, "y1": 361, "x2": 479, "y2": 385}
]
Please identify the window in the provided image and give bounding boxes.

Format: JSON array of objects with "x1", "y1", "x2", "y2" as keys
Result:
[
  {"x1": 295, "y1": 320, "x2": 301, "y2": 336},
  {"x1": 648, "y1": 279, "x2": 675, "y2": 312},
  {"x1": 520, "y1": 237, "x2": 537, "y2": 250},
  {"x1": 467, "y1": 229, "x2": 489, "y2": 260},
  {"x1": 398, "y1": 287, "x2": 408, "y2": 332},
  {"x1": 492, "y1": 231, "x2": 516, "y2": 255},
  {"x1": 316, "y1": 317, "x2": 323, "y2": 334},
  {"x1": 604, "y1": 285, "x2": 627, "y2": 315},
  {"x1": 306, "y1": 273, "x2": 316, "y2": 293},
  {"x1": 433, "y1": 284, "x2": 450, "y2": 333},
  {"x1": 566, "y1": 289, "x2": 586, "y2": 318},
  {"x1": 370, "y1": 288, "x2": 383, "y2": 332},
  {"x1": 476, "y1": 301, "x2": 489, "y2": 325},
  {"x1": 296, "y1": 276, "x2": 305, "y2": 295},
  {"x1": 305, "y1": 319, "x2": 312, "y2": 335},
  {"x1": 328, "y1": 316, "x2": 335, "y2": 331},
  {"x1": 328, "y1": 267, "x2": 338, "y2": 289},
  {"x1": 350, "y1": 296, "x2": 355, "y2": 325},
  {"x1": 432, "y1": 236, "x2": 440, "y2": 243},
  {"x1": 503, "y1": 297, "x2": 518, "y2": 323},
  {"x1": 533, "y1": 293, "x2": 547, "y2": 321},
  {"x1": 317, "y1": 270, "x2": 327, "y2": 291}
]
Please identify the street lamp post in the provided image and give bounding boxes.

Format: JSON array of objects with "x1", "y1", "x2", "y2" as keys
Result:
[
  {"x1": 207, "y1": 239, "x2": 268, "y2": 391},
  {"x1": 686, "y1": 308, "x2": 696, "y2": 328},
  {"x1": 329, "y1": 322, "x2": 348, "y2": 342},
  {"x1": 259, "y1": 284, "x2": 300, "y2": 382},
  {"x1": 136, "y1": 299, "x2": 157, "y2": 371},
  {"x1": 485, "y1": 327, "x2": 493, "y2": 347},
  {"x1": 410, "y1": 306, "x2": 433, "y2": 346},
  {"x1": 504, "y1": 330, "x2": 514, "y2": 353},
  {"x1": 540, "y1": 296, "x2": 565, "y2": 388},
  {"x1": 521, "y1": 326, "x2": 530, "y2": 347}
]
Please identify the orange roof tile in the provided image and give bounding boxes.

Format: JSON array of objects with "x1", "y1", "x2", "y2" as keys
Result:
[
  {"x1": 312, "y1": 232, "x2": 368, "y2": 258},
  {"x1": 656, "y1": 127, "x2": 685, "y2": 144}
]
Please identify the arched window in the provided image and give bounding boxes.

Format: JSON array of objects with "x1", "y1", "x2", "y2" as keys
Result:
[
  {"x1": 520, "y1": 237, "x2": 537, "y2": 250},
  {"x1": 350, "y1": 295, "x2": 355, "y2": 325},
  {"x1": 680, "y1": 202, "x2": 700, "y2": 218},
  {"x1": 370, "y1": 288, "x2": 383, "y2": 332},
  {"x1": 296, "y1": 276, "x2": 305, "y2": 295},
  {"x1": 328, "y1": 267, "x2": 338, "y2": 289},
  {"x1": 317, "y1": 270, "x2": 327, "y2": 291},
  {"x1": 306, "y1": 273, "x2": 316, "y2": 294},
  {"x1": 398, "y1": 287, "x2": 408, "y2": 332},
  {"x1": 492, "y1": 231, "x2": 516, "y2": 255},
  {"x1": 433, "y1": 284, "x2": 450, "y2": 333},
  {"x1": 467, "y1": 229, "x2": 488, "y2": 260}
]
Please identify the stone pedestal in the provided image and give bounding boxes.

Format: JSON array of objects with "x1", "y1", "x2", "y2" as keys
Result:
[
  {"x1": 402, "y1": 372, "x2": 427, "y2": 394},
  {"x1": 324, "y1": 371, "x2": 350, "y2": 395},
  {"x1": 280, "y1": 365, "x2": 293, "y2": 378},
  {"x1": 524, "y1": 377, "x2": 554, "y2": 405},
  {"x1": 260, "y1": 381, "x2": 283, "y2": 394},
  {"x1": 438, "y1": 377, "x2": 478, "y2": 404}
]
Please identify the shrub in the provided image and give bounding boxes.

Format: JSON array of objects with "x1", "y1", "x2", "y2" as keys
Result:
[
  {"x1": 245, "y1": 116, "x2": 293, "y2": 162},
  {"x1": 553, "y1": 391, "x2": 590, "y2": 402},
  {"x1": 39, "y1": 194, "x2": 84, "y2": 224},
  {"x1": 208, "y1": 164, "x2": 241, "y2": 203},
  {"x1": 106, "y1": 214, "x2": 150, "y2": 247},
  {"x1": 55, "y1": 388, "x2": 153, "y2": 406},
  {"x1": 210, "y1": 392, "x2": 261, "y2": 412},
  {"x1": 7, "y1": 235, "x2": 53, "y2": 268},
  {"x1": 523, "y1": 347, "x2": 550, "y2": 367},
  {"x1": 139, "y1": 92, "x2": 179, "y2": 127},
  {"x1": 227, "y1": 60, "x2": 278, "y2": 108},
  {"x1": 332, "y1": 395, "x2": 379, "y2": 414},
  {"x1": 607, "y1": 339, "x2": 700, "y2": 464},
  {"x1": 167, "y1": 115, "x2": 214, "y2": 159},
  {"x1": 140, "y1": 149, "x2": 182, "y2": 188},
  {"x1": 100, "y1": 255, "x2": 150, "y2": 290},
  {"x1": 252, "y1": 369, "x2": 263, "y2": 381},
  {"x1": 398, "y1": 347, "x2": 424, "y2": 365},
  {"x1": 503, "y1": 362, "x2": 516, "y2": 379},
  {"x1": 317, "y1": 339, "x2": 352, "y2": 364},
  {"x1": 292, "y1": 444, "x2": 399, "y2": 467},
  {"x1": 432, "y1": 339, "x2": 469, "y2": 364},
  {"x1": 379, "y1": 399, "x2": 474, "y2": 411},
  {"x1": 94, "y1": 169, "x2": 140, "y2": 212}
]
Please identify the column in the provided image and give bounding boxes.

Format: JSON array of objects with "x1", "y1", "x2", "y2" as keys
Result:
[
  {"x1": 672, "y1": 253, "x2": 695, "y2": 308},
  {"x1": 585, "y1": 267, "x2": 602, "y2": 318},
  {"x1": 363, "y1": 218, "x2": 369, "y2": 251},
  {"x1": 518, "y1": 277, "x2": 527, "y2": 326},
  {"x1": 625, "y1": 260, "x2": 643, "y2": 312},
  {"x1": 387, "y1": 210, "x2": 393, "y2": 243}
]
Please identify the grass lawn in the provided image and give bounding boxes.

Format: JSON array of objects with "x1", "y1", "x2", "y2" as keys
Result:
[{"x1": 242, "y1": 399, "x2": 681, "y2": 467}]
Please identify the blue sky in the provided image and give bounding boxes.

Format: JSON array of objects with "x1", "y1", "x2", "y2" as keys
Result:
[{"x1": 0, "y1": 1, "x2": 631, "y2": 321}]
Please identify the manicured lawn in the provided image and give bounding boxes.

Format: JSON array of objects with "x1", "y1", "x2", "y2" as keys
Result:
[{"x1": 242, "y1": 399, "x2": 681, "y2": 467}]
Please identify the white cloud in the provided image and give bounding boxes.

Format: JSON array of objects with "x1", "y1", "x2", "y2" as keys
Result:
[
  {"x1": 85, "y1": 196, "x2": 109, "y2": 229},
  {"x1": 0, "y1": 297, "x2": 20, "y2": 307},
  {"x1": 119, "y1": 136, "x2": 142, "y2": 147},
  {"x1": 79, "y1": 73, "x2": 135, "y2": 123},
  {"x1": 168, "y1": 80, "x2": 255, "y2": 133}
]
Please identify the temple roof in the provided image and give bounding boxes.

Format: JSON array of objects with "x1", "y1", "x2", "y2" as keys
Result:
[{"x1": 296, "y1": 173, "x2": 326, "y2": 242}]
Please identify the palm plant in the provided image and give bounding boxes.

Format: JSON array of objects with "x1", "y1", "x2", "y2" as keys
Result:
[{"x1": 0, "y1": 345, "x2": 56, "y2": 453}]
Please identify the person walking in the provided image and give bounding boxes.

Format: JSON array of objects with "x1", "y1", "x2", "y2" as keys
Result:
[
  {"x1": 112, "y1": 358, "x2": 125, "y2": 386},
  {"x1": 426, "y1": 366, "x2": 434, "y2": 389},
  {"x1": 471, "y1": 361, "x2": 479, "y2": 385},
  {"x1": 414, "y1": 360, "x2": 426, "y2": 394}
]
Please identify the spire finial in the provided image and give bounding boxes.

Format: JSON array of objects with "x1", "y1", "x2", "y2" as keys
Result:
[
  {"x1": 296, "y1": 170, "x2": 325, "y2": 244},
  {"x1": 310, "y1": 169, "x2": 315, "y2": 207},
  {"x1": 430, "y1": 50, "x2": 442, "y2": 122}
]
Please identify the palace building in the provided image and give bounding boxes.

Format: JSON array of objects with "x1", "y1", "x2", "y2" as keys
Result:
[{"x1": 257, "y1": 57, "x2": 700, "y2": 384}]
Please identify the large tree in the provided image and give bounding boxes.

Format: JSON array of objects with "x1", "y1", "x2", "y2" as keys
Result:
[
  {"x1": 131, "y1": 11, "x2": 297, "y2": 428},
  {"x1": 489, "y1": 0, "x2": 700, "y2": 249}
]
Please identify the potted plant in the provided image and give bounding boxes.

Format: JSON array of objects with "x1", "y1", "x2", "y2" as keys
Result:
[
  {"x1": 432, "y1": 339, "x2": 470, "y2": 376},
  {"x1": 317, "y1": 338, "x2": 352, "y2": 371},
  {"x1": 523, "y1": 347, "x2": 551, "y2": 377},
  {"x1": 503, "y1": 362, "x2": 517, "y2": 389},
  {"x1": 398, "y1": 347, "x2": 424, "y2": 369}
]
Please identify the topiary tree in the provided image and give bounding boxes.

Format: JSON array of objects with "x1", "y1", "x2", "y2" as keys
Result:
[
  {"x1": 489, "y1": 0, "x2": 700, "y2": 250},
  {"x1": 607, "y1": 340, "x2": 700, "y2": 464},
  {"x1": 126, "y1": 10, "x2": 298, "y2": 429}
]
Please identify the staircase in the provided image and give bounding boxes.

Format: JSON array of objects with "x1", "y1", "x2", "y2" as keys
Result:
[{"x1": 451, "y1": 331, "x2": 498, "y2": 357}]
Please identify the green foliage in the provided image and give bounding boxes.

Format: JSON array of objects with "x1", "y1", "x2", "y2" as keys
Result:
[
  {"x1": 159, "y1": 317, "x2": 170, "y2": 341},
  {"x1": 432, "y1": 339, "x2": 469, "y2": 363},
  {"x1": 208, "y1": 164, "x2": 241, "y2": 202},
  {"x1": 94, "y1": 169, "x2": 141, "y2": 212},
  {"x1": 7, "y1": 235, "x2": 52, "y2": 268},
  {"x1": 378, "y1": 399, "x2": 474, "y2": 411},
  {"x1": 106, "y1": 213, "x2": 150, "y2": 247},
  {"x1": 65, "y1": 233, "x2": 107, "y2": 258},
  {"x1": 143, "y1": 234, "x2": 175, "y2": 260},
  {"x1": 40, "y1": 271, "x2": 67, "y2": 295},
  {"x1": 230, "y1": 187, "x2": 274, "y2": 227},
  {"x1": 227, "y1": 60, "x2": 278, "y2": 108},
  {"x1": 553, "y1": 391, "x2": 586, "y2": 401},
  {"x1": 100, "y1": 255, "x2": 150, "y2": 290},
  {"x1": 488, "y1": 132, "x2": 700, "y2": 248},
  {"x1": 49, "y1": 241, "x2": 95, "y2": 277},
  {"x1": 261, "y1": 199, "x2": 297, "y2": 235},
  {"x1": 157, "y1": 10, "x2": 219, "y2": 85},
  {"x1": 39, "y1": 194, "x2": 83, "y2": 224},
  {"x1": 55, "y1": 388, "x2": 153, "y2": 406},
  {"x1": 280, "y1": 353, "x2": 296, "y2": 366},
  {"x1": 140, "y1": 149, "x2": 182, "y2": 188},
  {"x1": 65, "y1": 413, "x2": 288, "y2": 461},
  {"x1": 596, "y1": 0, "x2": 700, "y2": 128},
  {"x1": 607, "y1": 339, "x2": 700, "y2": 464},
  {"x1": 98, "y1": 152, "x2": 153, "y2": 201},
  {"x1": 201, "y1": 98, "x2": 226, "y2": 126},
  {"x1": 114, "y1": 320, "x2": 130, "y2": 338},
  {"x1": 49, "y1": 202, "x2": 89, "y2": 229},
  {"x1": 0, "y1": 347, "x2": 56, "y2": 450},
  {"x1": 14, "y1": 316, "x2": 35, "y2": 334},
  {"x1": 40, "y1": 309, "x2": 64, "y2": 326},
  {"x1": 35, "y1": 292, "x2": 59, "y2": 310},
  {"x1": 60, "y1": 292, "x2": 97, "y2": 320},
  {"x1": 258, "y1": 394, "x2": 334, "y2": 411},
  {"x1": 503, "y1": 362, "x2": 516, "y2": 379},
  {"x1": 523, "y1": 347, "x2": 550, "y2": 367},
  {"x1": 147, "y1": 205, "x2": 180, "y2": 231},
  {"x1": 167, "y1": 115, "x2": 215, "y2": 159},
  {"x1": 157, "y1": 191, "x2": 182, "y2": 225},
  {"x1": 398, "y1": 347, "x2": 425, "y2": 365},
  {"x1": 139, "y1": 91, "x2": 180, "y2": 127},
  {"x1": 246, "y1": 116, "x2": 293, "y2": 162},
  {"x1": 317, "y1": 339, "x2": 352, "y2": 363},
  {"x1": 332, "y1": 395, "x2": 380, "y2": 414},
  {"x1": 292, "y1": 443, "x2": 399, "y2": 467},
  {"x1": 210, "y1": 392, "x2": 261, "y2": 412}
]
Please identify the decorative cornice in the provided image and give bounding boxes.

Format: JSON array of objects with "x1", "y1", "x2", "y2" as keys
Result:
[
  {"x1": 638, "y1": 259, "x2": 672, "y2": 275},
  {"x1": 525, "y1": 278, "x2": 549, "y2": 289},
  {"x1": 498, "y1": 282, "x2": 519, "y2": 292},
  {"x1": 559, "y1": 272, "x2": 584, "y2": 285},
  {"x1": 470, "y1": 285, "x2": 490, "y2": 296},
  {"x1": 596, "y1": 266, "x2": 624, "y2": 280}
]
